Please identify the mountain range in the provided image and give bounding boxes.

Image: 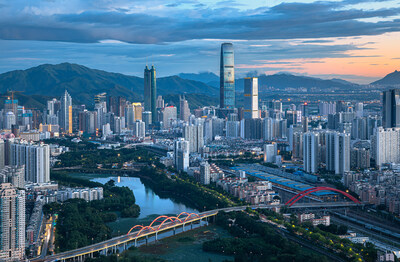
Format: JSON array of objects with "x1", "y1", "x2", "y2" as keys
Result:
[
  {"x1": 371, "y1": 70, "x2": 400, "y2": 86},
  {"x1": 179, "y1": 72, "x2": 362, "y2": 91},
  {"x1": 0, "y1": 63, "x2": 219, "y2": 107},
  {"x1": 0, "y1": 63, "x2": 399, "y2": 109}
]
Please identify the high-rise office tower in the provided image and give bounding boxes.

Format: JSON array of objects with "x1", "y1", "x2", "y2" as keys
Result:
[
  {"x1": 142, "y1": 111, "x2": 152, "y2": 130},
  {"x1": 156, "y1": 96, "x2": 164, "y2": 109},
  {"x1": 303, "y1": 132, "x2": 320, "y2": 173},
  {"x1": 244, "y1": 77, "x2": 259, "y2": 119},
  {"x1": 144, "y1": 65, "x2": 157, "y2": 123},
  {"x1": 220, "y1": 43, "x2": 235, "y2": 109},
  {"x1": 60, "y1": 90, "x2": 72, "y2": 133},
  {"x1": 174, "y1": 138, "x2": 189, "y2": 172},
  {"x1": 0, "y1": 183, "x2": 25, "y2": 261},
  {"x1": 125, "y1": 104, "x2": 135, "y2": 129},
  {"x1": 179, "y1": 96, "x2": 191, "y2": 122},
  {"x1": 383, "y1": 89, "x2": 400, "y2": 128},
  {"x1": 132, "y1": 103, "x2": 143, "y2": 121}
]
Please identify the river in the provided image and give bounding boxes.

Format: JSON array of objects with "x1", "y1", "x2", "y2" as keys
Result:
[{"x1": 91, "y1": 176, "x2": 198, "y2": 235}]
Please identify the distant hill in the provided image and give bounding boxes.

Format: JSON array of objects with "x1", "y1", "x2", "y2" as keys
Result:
[
  {"x1": 0, "y1": 63, "x2": 219, "y2": 106},
  {"x1": 163, "y1": 93, "x2": 219, "y2": 110},
  {"x1": 236, "y1": 73, "x2": 357, "y2": 92},
  {"x1": 371, "y1": 70, "x2": 400, "y2": 86},
  {"x1": 179, "y1": 72, "x2": 219, "y2": 87},
  {"x1": 179, "y1": 72, "x2": 358, "y2": 92}
]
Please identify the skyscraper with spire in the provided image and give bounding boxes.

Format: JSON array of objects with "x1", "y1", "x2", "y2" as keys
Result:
[
  {"x1": 179, "y1": 95, "x2": 190, "y2": 122},
  {"x1": 220, "y1": 43, "x2": 235, "y2": 109},
  {"x1": 60, "y1": 90, "x2": 72, "y2": 133},
  {"x1": 144, "y1": 65, "x2": 157, "y2": 123}
]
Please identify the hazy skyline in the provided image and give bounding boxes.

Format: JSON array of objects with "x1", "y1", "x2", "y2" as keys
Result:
[{"x1": 0, "y1": 0, "x2": 400, "y2": 83}]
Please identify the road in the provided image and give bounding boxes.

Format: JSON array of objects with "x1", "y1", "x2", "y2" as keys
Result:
[
  {"x1": 281, "y1": 231, "x2": 346, "y2": 262},
  {"x1": 330, "y1": 215, "x2": 400, "y2": 248}
]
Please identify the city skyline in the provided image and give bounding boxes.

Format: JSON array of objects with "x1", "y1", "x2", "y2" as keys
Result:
[{"x1": 0, "y1": 0, "x2": 400, "y2": 83}]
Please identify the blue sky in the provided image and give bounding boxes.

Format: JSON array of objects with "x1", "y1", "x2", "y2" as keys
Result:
[{"x1": 0, "y1": 0, "x2": 400, "y2": 83}]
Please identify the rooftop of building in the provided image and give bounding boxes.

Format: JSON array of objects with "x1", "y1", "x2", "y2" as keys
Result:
[{"x1": 232, "y1": 166, "x2": 336, "y2": 197}]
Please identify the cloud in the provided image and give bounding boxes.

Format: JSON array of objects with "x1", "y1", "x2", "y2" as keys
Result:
[{"x1": 0, "y1": 1, "x2": 399, "y2": 44}]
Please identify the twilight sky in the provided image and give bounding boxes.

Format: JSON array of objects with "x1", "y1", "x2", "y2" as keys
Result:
[{"x1": 0, "y1": 0, "x2": 400, "y2": 83}]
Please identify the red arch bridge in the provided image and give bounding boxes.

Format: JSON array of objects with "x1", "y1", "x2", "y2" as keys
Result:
[
  {"x1": 33, "y1": 192, "x2": 361, "y2": 262},
  {"x1": 285, "y1": 186, "x2": 361, "y2": 207}
]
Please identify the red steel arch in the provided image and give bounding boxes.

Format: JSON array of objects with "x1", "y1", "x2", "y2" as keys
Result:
[
  {"x1": 149, "y1": 216, "x2": 182, "y2": 228},
  {"x1": 183, "y1": 213, "x2": 200, "y2": 222},
  {"x1": 285, "y1": 187, "x2": 361, "y2": 207},
  {"x1": 127, "y1": 225, "x2": 145, "y2": 235},
  {"x1": 136, "y1": 226, "x2": 156, "y2": 236},
  {"x1": 286, "y1": 187, "x2": 319, "y2": 205},
  {"x1": 156, "y1": 217, "x2": 182, "y2": 230},
  {"x1": 127, "y1": 212, "x2": 201, "y2": 235}
]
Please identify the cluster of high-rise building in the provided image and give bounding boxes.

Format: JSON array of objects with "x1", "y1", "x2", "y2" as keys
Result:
[{"x1": 1, "y1": 40, "x2": 400, "y2": 260}]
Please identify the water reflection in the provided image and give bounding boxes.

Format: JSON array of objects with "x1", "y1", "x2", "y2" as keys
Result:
[{"x1": 92, "y1": 176, "x2": 198, "y2": 219}]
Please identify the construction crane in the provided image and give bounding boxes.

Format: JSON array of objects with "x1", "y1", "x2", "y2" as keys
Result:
[{"x1": 3, "y1": 90, "x2": 24, "y2": 100}]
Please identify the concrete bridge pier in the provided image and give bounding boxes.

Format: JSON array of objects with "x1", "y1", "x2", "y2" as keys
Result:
[
  {"x1": 134, "y1": 238, "x2": 137, "y2": 247},
  {"x1": 182, "y1": 223, "x2": 185, "y2": 232},
  {"x1": 173, "y1": 227, "x2": 176, "y2": 235},
  {"x1": 145, "y1": 235, "x2": 148, "y2": 245},
  {"x1": 190, "y1": 222, "x2": 193, "y2": 230}
]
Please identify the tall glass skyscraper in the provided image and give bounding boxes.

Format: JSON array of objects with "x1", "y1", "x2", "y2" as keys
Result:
[
  {"x1": 383, "y1": 89, "x2": 400, "y2": 128},
  {"x1": 220, "y1": 43, "x2": 235, "y2": 109},
  {"x1": 244, "y1": 77, "x2": 259, "y2": 119},
  {"x1": 60, "y1": 90, "x2": 72, "y2": 133},
  {"x1": 144, "y1": 65, "x2": 157, "y2": 123}
]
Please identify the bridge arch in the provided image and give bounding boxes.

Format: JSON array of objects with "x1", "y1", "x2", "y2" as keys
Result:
[
  {"x1": 156, "y1": 217, "x2": 182, "y2": 230},
  {"x1": 127, "y1": 213, "x2": 200, "y2": 235},
  {"x1": 285, "y1": 187, "x2": 361, "y2": 207},
  {"x1": 136, "y1": 226, "x2": 156, "y2": 236},
  {"x1": 183, "y1": 213, "x2": 200, "y2": 222},
  {"x1": 127, "y1": 225, "x2": 145, "y2": 235}
]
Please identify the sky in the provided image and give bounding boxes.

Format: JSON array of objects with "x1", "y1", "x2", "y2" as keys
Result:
[{"x1": 0, "y1": 0, "x2": 400, "y2": 84}]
